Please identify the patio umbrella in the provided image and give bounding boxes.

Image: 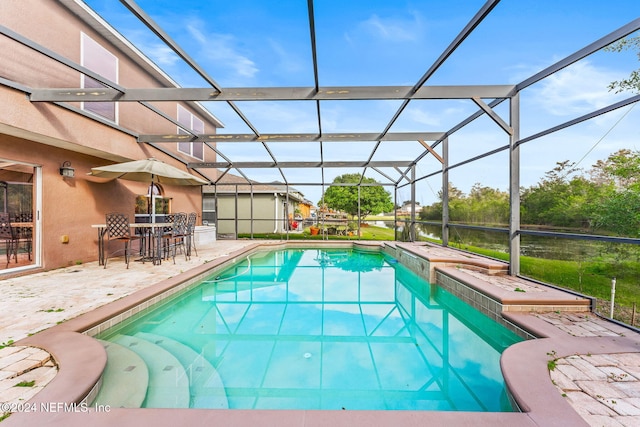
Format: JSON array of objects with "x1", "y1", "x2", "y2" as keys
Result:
[
  {"x1": 90, "y1": 158, "x2": 208, "y2": 262},
  {"x1": 89, "y1": 157, "x2": 208, "y2": 221},
  {"x1": 88, "y1": 157, "x2": 208, "y2": 186}
]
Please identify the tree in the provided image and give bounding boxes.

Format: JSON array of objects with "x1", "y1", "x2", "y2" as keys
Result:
[
  {"x1": 418, "y1": 182, "x2": 510, "y2": 225},
  {"x1": 588, "y1": 150, "x2": 640, "y2": 237},
  {"x1": 419, "y1": 182, "x2": 464, "y2": 221},
  {"x1": 521, "y1": 161, "x2": 597, "y2": 228},
  {"x1": 320, "y1": 174, "x2": 393, "y2": 220},
  {"x1": 467, "y1": 183, "x2": 509, "y2": 225},
  {"x1": 605, "y1": 36, "x2": 640, "y2": 93},
  {"x1": 590, "y1": 149, "x2": 640, "y2": 189}
]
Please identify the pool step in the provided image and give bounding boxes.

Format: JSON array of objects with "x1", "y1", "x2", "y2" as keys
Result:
[
  {"x1": 112, "y1": 334, "x2": 190, "y2": 408},
  {"x1": 136, "y1": 332, "x2": 228, "y2": 409},
  {"x1": 92, "y1": 339, "x2": 149, "y2": 408}
]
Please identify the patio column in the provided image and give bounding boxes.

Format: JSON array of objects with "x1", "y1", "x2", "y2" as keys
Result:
[
  {"x1": 357, "y1": 185, "x2": 361, "y2": 240},
  {"x1": 234, "y1": 184, "x2": 239, "y2": 238},
  {"x1": 442, "y1": 137, "x2": 449, "y2": 247},
  {"x1": 286, "y1": 184, "x2": 290, "y2": 239},
  {"x1": 393, "y1": 186, "x2": 397, "y2": 241},
  {"x1": 410, "y1": 165, "x2": 416, "y2": 242},
  {"x1": 250, "y1": 184, "x2": 254, "y2": 239},
  {"x1": 509, "y1": 92, "x2": 521, "y2": 276}
]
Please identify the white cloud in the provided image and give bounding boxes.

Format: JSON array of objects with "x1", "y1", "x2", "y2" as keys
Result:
[
  {"x1": 144, "y1": 43, "x2": 181, "y2": 67},
  {"x1": 403, "y1": 109, "x2": 443, "y2": 127},
  {"x1": 363, "y1": 14, "x2": 416, "y2": 41},
  {"x1": 267, "y1": 39, "x2": 304, "y2": 74},
  {"x1": 402, "y1": 105, "x2": 467, "y2": 128},
  {"x1": 354, "y1": 11, "x2": 424, "y2": 43},
  {"x1": 235, "y1": 102, "x2": 318, "y2": 134},
  {"x1": 533, "y1": 61, "x2": 623, "y2": 116},
  {"x1": 186, "y1": 23, "x2": 258, "y2": 82},
  {"x1": 114, "y1": 25, "x2": 182, "y2": 69}
]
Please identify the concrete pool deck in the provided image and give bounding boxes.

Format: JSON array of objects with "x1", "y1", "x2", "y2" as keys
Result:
[{"x1": 1, "y1": 240, "x2": 640, "y2": 426}]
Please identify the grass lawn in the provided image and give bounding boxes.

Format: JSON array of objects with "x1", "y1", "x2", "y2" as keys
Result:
[
  {"x1": 446, "y1": 242, "x2": 640, "y2": 326},
  {"x1": 238, "y1": 224, "x2": 396, "y2": 241}
]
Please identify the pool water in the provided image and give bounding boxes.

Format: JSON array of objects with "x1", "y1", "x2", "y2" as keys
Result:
[{"x1": 95, "y1": 248, "x2": 522, "y2": 411}]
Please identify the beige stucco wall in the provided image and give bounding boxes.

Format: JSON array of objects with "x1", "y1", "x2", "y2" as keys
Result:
[
  {"x1": 0, "y1": 0, "x2": 220, "y2": 156},
  {"x1": 0, "y1": 0, "x2": 219, "y2": 272},
  {"x1": 0, "y1": 132, "x2": 202, "y2": 270}
]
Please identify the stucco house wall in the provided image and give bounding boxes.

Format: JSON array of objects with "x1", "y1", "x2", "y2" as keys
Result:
[{"x1": 0, "y1": 0, "x2": 221, "y2": 273}]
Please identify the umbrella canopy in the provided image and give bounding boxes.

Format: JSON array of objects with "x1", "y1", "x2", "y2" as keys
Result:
[{"x1": 89, "y1": 158, "x2": 208, "y2": 186}]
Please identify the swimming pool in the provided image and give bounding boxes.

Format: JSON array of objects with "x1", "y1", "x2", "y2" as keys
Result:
[{"x1": 93, "y1": 248, "x2": 522, "y2": 411}]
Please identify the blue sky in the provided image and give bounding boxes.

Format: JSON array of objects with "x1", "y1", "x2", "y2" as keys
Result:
[{"x1": 84, "y1": 0, "x2": 640, "y2": 205}]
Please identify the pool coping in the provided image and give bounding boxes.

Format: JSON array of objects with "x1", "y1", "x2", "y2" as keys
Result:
[{"x1": 6, "y1": 241, "x2": 638, "y2": 427}]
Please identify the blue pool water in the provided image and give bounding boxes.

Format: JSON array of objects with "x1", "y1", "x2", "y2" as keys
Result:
[{"x1": 95, "y1": 248, "x2": 522, "y2": 411}]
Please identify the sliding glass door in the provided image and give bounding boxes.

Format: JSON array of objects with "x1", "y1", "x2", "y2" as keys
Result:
[{"x1": 0, "y1": 160, "x2": 39, "y2": 271}]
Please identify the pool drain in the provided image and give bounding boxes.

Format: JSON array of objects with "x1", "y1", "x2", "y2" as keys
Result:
[{"x1": 303, "y1": 352, "x2": 312, "y2": 359}]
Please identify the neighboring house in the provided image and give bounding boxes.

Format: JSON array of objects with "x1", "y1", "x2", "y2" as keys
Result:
[
  {"x1": 0, "y1": 0, "x2": 221, "y2": 273},
  {"x1": 297, "y1": 199, "x2": 314, "y2": 219},
  {"x1": 396, "y1": 201, "x2": 422, "y2": 216},
  {"x1": 204, "y1": 175, "x2": 306, "y2": 236}
]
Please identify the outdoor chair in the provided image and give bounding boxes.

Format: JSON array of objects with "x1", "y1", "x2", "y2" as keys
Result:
[
  {"x1": 160, "y1": 213, "x2": 176, "y2": 260},
  {"x1": 104, "y1": 212, "x2": 142, "y2": 269},
  {"x1": 186, "y1": 212, "x2": 198, "y2": 257},
  {"x1": 133, "y1": 215, "x2": 150, "y2": 256},
  {"x1": 16, "y1": 212, "x2": 32, "y2": 261},
  {"x1": 0, "y1": 212, "x2": 18, "y2": 267},
  {"x1": 164, "y1": 212, "x2": 188, "y2": 263}
]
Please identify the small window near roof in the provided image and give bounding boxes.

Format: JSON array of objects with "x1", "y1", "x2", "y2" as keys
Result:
[
  {"x1": 80, "y1": 33, "x2": 117, "y2": 122},
  {"x1": 177, "y1": 105, "x2": 205, "y2": 161}
]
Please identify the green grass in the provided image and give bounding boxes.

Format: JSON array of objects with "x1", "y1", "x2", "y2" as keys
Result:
[
  {"x1": 238, "y1": 224, "x2": 396, "y2": 241},
  {"x1": 447, "y1": 241, "x2": 640, "y2": 324},
  {"x1": 463, "y1": 245, "x2": 635, "y2": 302},
  {"x1": 363, "y1": 215, "x2": 411, "y2": 220},
  {"x1": 359, "y1": 225, "x2": 395, "y2": 240}
]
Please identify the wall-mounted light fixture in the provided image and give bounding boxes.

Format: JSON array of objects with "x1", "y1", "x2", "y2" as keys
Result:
[{"x1": 59, "y1": 161, "x2": 75, "y2": 178}]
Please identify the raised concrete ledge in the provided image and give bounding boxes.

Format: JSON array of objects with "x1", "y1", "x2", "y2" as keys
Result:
[
  {"x1": 387, "y1": 242, "x2": 509, "y2": 283},
  {"x1": 396, "y1": 242, "x2": 509, "y2": 274},
  {"x1": 436, "y1": 266, "x2": 591, "y2": 311}
]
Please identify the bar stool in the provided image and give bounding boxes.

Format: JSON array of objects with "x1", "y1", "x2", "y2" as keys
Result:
[{"x1": 104, "y1": 213, "x2": 141, "y2": 269}]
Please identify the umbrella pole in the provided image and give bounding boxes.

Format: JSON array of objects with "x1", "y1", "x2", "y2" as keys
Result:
[
  {"x1": 137, "y1": 177, "x2": 156, "y2": 263},
  {"x1": 146, "y1": 176, "x2": 155, "y2": 262},
  {"x1": 148, "y1": 174, "x2": 155, "y2": 224}
]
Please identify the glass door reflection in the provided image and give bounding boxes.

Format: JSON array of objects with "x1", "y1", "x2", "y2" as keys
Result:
[{"x1": 0, "y1": 161, "x2": 35, "y2": 270}]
